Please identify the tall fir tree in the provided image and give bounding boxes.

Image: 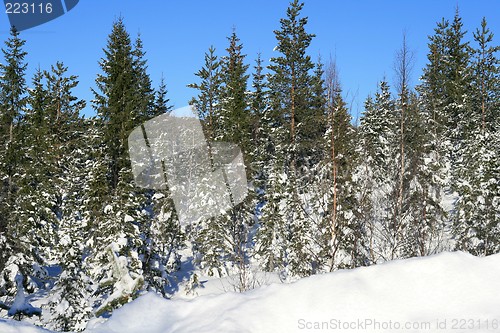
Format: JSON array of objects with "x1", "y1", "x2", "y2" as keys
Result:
[
  {"x1": 0, "y1": 26, "x2": 44, "y2": 296},
  {"x1": 132, "y1": 33, "x2": 155, "y2": 122},
  {"x1": 188, "y1": 46, "x2": 222, "y2": 141},
  {"x1": 258, "y1": 0, "x2": 319, "y2": 278},
  {"x1": 453, "y1": 18, "x2": 500, "y2": 256},
  {"x1": 358, "y1": 81, "x2": 400, "y2": 262},
  {"x1": 90, "y1": 18, "x2": 147, "y2": 316},
  {"x1": 470, "y1": 17, "x2": 500, "y2": 133}
]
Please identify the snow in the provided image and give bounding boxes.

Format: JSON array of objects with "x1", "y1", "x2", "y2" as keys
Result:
[
  {"x1": 6, "y1": 275, "x2": 42, "y2": 318},
  {"x1": 1, "y1": 251, "x2": 499, "y2": 333},
  {"x1": 0, "y1": 318, "x2": 53, "y2": 333},
  {"x1": 103, "y1": 204, "x2": 113, "y2": 214},
  {"x1": 124, "y1": 214, "x2": 134, "y2": 223}
]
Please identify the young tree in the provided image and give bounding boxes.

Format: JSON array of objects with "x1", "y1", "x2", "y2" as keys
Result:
[
  {"x1": 152, "y1": 75, "x2": 173, "y2": 117},
  {"x1": 188, "y1": 46, "x2": 222, "y2": 141},
  {"x1": 358, "y1": 81, "x2": 399, "y2": 262},
  {"x1": 471, "y1": 17, "x2": 500, "y2": 133},
  {"x1": 249, "y1": 53, "x2": 271, "y2": 216},
  {"x1": 312, "y1": 58, "x2": 365, "y2": 271},
  {"x1": 132, "y1": 33, "x2": 155, "y2": 122}
]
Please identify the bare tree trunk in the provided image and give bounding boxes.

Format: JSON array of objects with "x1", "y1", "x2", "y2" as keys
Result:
[
  {"x1": 325, "y1": 58, "x2": 341, "y2": 271},
  {"x1": 397, "y1": 96, "x2": 405, "y2": 237},
  {"x1": 394, "y1": 32, "x2": 414, "y2": 255}
]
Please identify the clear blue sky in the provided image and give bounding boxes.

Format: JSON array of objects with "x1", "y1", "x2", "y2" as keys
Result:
[{"x1": 1, "y1": 0, "x2": 499, "y2": 121}]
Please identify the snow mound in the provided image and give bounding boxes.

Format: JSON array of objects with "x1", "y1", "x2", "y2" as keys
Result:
[
  {"x1": 1, "y1": 251, "x2": 499, "y2": 333},
  {"x1": 87, "y1": 251, "x2": 500, "y2": 333},
  {"x1": 0, "y1": 318, "x2": 52, "y2": 333}
]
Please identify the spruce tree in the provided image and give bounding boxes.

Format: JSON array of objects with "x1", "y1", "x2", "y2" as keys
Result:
[
  {"x1": 132, "y1": 34, "x2": 155, "y2": 122},
  {"x1": 90, "y1": 17, "x2": 146, "y2": 316},
  {"x1": 358, "y1": 81, "x2": 400, "y2": 262},
  {"x1": 188, "y1": 46, "x2": 221, "y2": 141},
  {"x1": 15, "y1": 67, "x2": 57, "y2": 265},
  {"x1": 219, "y1": 30, "x2": 251, "y2": 161},
  {"x1": 471, "y1": 17, "x2": 500, "y2": 133},
  {"x1": 454, "y1": 18, "x2": 500, "y2": 256},
  {"x1": 42, "y1": 63, "x2": 90, "y2": 331},
  {"x1": 250, "y1": 54, "x2": 270, "y2": 210},
  {"x1": 0, "y1": 26, "x2": 42, "y2": 295},
  {"x1": 152, "y1": 75, "x2": 172, "y2": 117},
  {"x1": 218, "y1": 30, "x2": 255, "y2": 289},
  {"x1": 187, "y1": 33, "x2": 255, "y2": 286}
]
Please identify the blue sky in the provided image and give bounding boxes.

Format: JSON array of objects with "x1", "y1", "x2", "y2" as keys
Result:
[{"x1": 1, "y1": 0, "x2": 500, "y2": 121}]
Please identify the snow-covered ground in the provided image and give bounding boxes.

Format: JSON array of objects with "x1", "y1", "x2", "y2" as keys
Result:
[{"x1": 1, "y1": 251, "x2": 499, "y2": 333}]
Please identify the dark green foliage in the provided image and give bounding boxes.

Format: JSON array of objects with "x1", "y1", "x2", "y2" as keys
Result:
[
  {"x1": 188, "y1": 46, "x2": 221, "y2": 141},
  {"x1": 152, "y1": 75, "x2": 173, "y2": 117},
  {"x1": 0, "y1": 26, "x2": 41, "y2": 293},
  {"x1": 89, "y1": 17, "x2": 151, "y2": 316},
  {"x1": 0, "y1": 5, "x2": 499, "y2": 331},
  {"x1": 258, "y1": 0, "x2": 321, "y2": 278}
]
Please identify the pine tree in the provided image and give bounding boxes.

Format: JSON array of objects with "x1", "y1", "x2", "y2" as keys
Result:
[
  {"x1": 15, "y1": 67, "x2": 57, "y2": 266},
  {"x1": 219, "y1": 30, "x2": 251, "y2": 161},
  {"x1": 400, "y1": 93, "x2": 448, "y2": 257},
  {"x1": 139, "y1": 77, "x2": 184, "y2": 296},
  {"x1": 454, "y1": 130, "x2": 500, "y2": 256},
  {"x1": 217, "y1": 30, "x2": 255, "y2": 289},
  {"x1": 258, "y1": 0, "x2": 318, "y2": 278},
  {"x1": 418, "y1": 10, "x2": 475, "y2": 257},
  {"x1": 40, "y1": 63, "x2": 90, "y2": 331}
]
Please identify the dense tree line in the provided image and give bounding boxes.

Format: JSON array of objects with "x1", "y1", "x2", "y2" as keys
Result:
[{"x1": 0, "y1": 1, "x2": 498, "y2": 331}]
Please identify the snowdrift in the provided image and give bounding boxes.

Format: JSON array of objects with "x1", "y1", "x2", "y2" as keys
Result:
[{"x1": 1, "y1": 251, "x2": 499, "y2": 333}]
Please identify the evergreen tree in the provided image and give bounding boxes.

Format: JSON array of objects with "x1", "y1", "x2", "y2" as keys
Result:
[
  {"x1": 132, "y1": 33, "x2": 155, "y2": 122},
  {"x1": 187, "y1": 33, "x2": 255, "y2": 287},
  {"x1": 188, "y1": 46, "x2": 221, "y2": 141},
  {"x1": 454, "y1": 18, "x2": 500, "y2": 256},
  {"x1": 90, "y1": 17, "x2": 147, "y2": 316},
  {"x1": 152, "y1": 75, "x2": 172, "y2": 117},
  {"x1": 358, "y1": 81, "x2": 400, "y2": 262},
  {"x1": 454, "y1": 130, "x2": 500, "y2": 256},
  {"x1": 312, "y1": 59, "x2": 365, "y2": 271},
  {"x1": 471, "y1": 17, "x2": 500, "y2": 133},
  {"x1": 250, "y1": 54, "x2": 270, "y2": 210},
  {"x1": 0, "y1": 26, "x2": 43, "y2": 295},
  {"x1": 15, "y1": 67, "x2": 56, "y2": 266},
  {"x1": 420, "y1": 10, "x2": 472, "y2": 159},
  {"x1": 219, "y1": 30, "x2": 251, "y2": 160},
  {"x1": 42, "y1": 63, "x2": 89, "y2": 331},
  {"x1": 258, "y1": 0, "x2": 318, "y2": 278}
]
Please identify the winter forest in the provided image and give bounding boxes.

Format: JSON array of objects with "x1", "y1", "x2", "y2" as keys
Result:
[{"x1": 0, "y1": 0, "x2": 499, "y2": 331}]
